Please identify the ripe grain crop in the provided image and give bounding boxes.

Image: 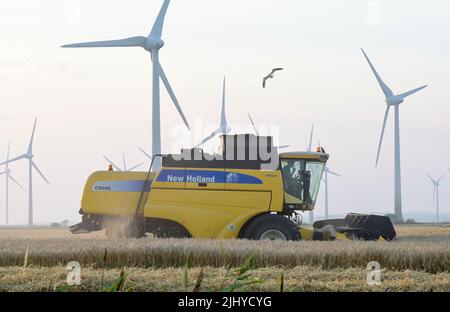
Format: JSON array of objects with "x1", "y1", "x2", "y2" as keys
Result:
[{"x1": 0, "y1": 226, "x2": 448, "y2": 273}]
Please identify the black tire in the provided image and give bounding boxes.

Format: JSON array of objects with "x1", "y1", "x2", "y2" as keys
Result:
[{"x1": 242, "y1": 214, "x2": 301, "y2": 241}]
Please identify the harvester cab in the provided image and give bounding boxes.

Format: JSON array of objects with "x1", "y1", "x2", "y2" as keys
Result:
[{"x1": 70, "y1": 133, "x2": 395, "y2": 241}]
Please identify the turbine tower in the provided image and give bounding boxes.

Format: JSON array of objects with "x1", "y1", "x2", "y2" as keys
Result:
[
  {"x1": 0, "y1": 141, "x2": 26, "y2": 225},
  {"x1": 0, "y1": 119, "x2": 49, "y2": 226},
  {"x1": 62, "y1": 0, "x2": 190, "y2": 169},
  {"x1": 196, "y1": 77, "x2": 231, "y2": 147},
  {"x1": 361, "y1": 48, "x2": 427, "y2": 222},
  {"x1": 103, "y1": 153, "x2": 143, "y2": 171},
  {"x1": 426, "y1": 172, "x2": 444, "y2": 223},
  {"x1": 322, "y1": 167, "x2": 342, "y2": 219}
]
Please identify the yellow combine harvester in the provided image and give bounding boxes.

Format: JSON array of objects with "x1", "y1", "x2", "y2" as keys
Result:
[{"x1": 70, "y1": 134, "x2": 396, "y2": 241}]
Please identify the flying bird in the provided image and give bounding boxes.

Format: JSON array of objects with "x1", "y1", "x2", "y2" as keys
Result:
[{"x1": 262, "y1": 68, "x2": 283, "y2": 88}]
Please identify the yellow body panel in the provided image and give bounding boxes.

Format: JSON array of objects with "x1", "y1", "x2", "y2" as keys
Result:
[
  {"x1": 145, "y1": 189, "x2": 271, "y2": 238},
  {"x1": 81, "y1": 171, "x2": 154, "y2": 217}
]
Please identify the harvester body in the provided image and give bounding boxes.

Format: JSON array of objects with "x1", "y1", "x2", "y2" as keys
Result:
[{"x1": 72, "y1": 134, "x2": 395, "y2": 241}]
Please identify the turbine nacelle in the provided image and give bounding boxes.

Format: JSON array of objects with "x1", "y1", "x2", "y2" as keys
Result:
[
  {"x1": 386, "y1": 95, "x2": 404, "y2": 106},
  {"x1": 144, "y1": 36, "x2": 165, "y2": 51}
]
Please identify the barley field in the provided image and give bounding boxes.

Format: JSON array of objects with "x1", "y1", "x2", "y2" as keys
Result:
[{"x1": 0, "y1": 225, "x2": 449, "y2": 291}]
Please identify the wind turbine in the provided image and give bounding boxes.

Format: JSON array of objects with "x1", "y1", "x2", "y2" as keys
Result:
[
  {"x1": 61, "y1": 0, "x2": 190, "y2": 169},
  {"x1": 196, "y1": 77, "x2": 231, "y2": 147},
  {"x1": 0, "y1": 141, "x2": 26, "y2": 225},
  {"x1": 0, "y1": 119, "x2": 49, "y2": 226},
  {"x1": 361, "y1": 48, "x2": 427, "y2": 222},
  {"x1": 103, "y1": 153, "x2": 143, "y2": 171},
  {"x1": 426, "y1": 172, "x2": 444, "y2": 223},
  {"x1": 247, "y1": 114, "x2": 289, "y2": 149},
  {"x1": 322, "y1": 167, "x2": 342, "y2": 220}
]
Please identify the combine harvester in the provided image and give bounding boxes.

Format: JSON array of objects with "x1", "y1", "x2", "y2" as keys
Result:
[{"x1": 71, "y1": 134, "x2": 395, "y2": 241}]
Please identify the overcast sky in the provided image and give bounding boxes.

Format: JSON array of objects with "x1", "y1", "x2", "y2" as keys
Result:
[{"x1": 1, "y1": 0, "x2": 449, "y2": 224}]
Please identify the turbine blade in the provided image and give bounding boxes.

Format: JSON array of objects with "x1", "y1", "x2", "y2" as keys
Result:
[
  {"x1": 7, "y1": 140, "x2": 10, "y2": 162},
  {"x1": 102, "y1": 156, "x2": 122, "y2": 171},
  {"x1": 150, "y1": 0, "x2": 171, "y2": 38},
  {"x1": 123, "y1": 152, "x2": 127, "y2": 171},
  {"x1": 8, "y1": 174, "x2": 26, "y2": 191},
  {"x1": 61, "y1": 37, "x2": 146, "y2": 48},
  {"x1": 128, "y1": 163, "x2": 144, "y2": 171},
  {"x1": 361, "y1": 48, "x2": 394, "y2": 97},
  {"x1": 139, "y1": 148, "x2": 153, "y2": 160},
  {"x1": 0, "y1": 171, "x2": 5, "y2": 175},
  {"x1": 28, "y1": 118, "x2": 37, "y2": 155},
  {"x1": 426, "y1": 172, "x2": 436, "y2": 184},
  {"x1": 220, "y1": 77, "x2": 228, "y2": 130},
  {"x1": 196, "y1": 128, "x2": 220, "y2": 147},
  {"x1": 31, "y1": 160, "x2": 49, "y2": 184},
  {"x1": 375, "y1": 106, "x2": 391, "y2": 167},
  {"x1": 308, "y1": 125, "x2": 314, "y2": 152},
  {"x1": 277, "y1": 145, "x2": 290, "y2": 149},
  {"x1": 328, "y1": 170, "x2": 342, "y2": 177},
  {"x1": 437, "y1": 175, "x2": 445, "y2": 183},
  {"x1": 159, "y1": 64, "x2": 191, "y2": 131},
  {"x1": 398, "y1": 85, "x2": 428, "y2": 99},
  {"x1": 248, "y1": 114, "x2": 259, "y2": 136},
  {"x1": 0, "y1": 154, "x2": 27, "y2": 166}
]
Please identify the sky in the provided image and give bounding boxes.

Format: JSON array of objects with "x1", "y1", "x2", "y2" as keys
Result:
[{"x1": 0, "y1": 0, "x2": 449, "y2": 225}]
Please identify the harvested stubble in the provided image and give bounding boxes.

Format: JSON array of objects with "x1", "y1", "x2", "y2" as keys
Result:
[
  {"x1": 0, "y1": 227, "x2": 449, "y2": 273},
  {"x1": 1, "y1": 265, "x2": 449, "y2": 292}
]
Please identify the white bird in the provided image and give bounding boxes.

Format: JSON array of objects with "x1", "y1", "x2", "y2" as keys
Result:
[
  {"x1": 103, "y1": 153, "x2": 143, "y2": 171},
  {"x1": 61, "y1": 0, "x2": 190, "y2": 170},
  {"x1": 0, "y1": 118, "x2": 49, "y2": 226},
  {"x1": 362, "y1": 48, "x2": 427, "y2": 221},
  {"x1": 263, "y1": 68, "x2": 283, "y2": 88}
]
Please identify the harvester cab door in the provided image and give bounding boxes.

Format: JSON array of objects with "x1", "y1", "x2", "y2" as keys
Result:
[{"x1": 280, "y1": 158, "x2": 324, "y2": 210}]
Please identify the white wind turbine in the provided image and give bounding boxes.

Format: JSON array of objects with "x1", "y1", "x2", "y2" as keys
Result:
[
  {"x1": 103, "y1": 153, "x2": 143, "y2": 171},
  {"x1": 196, "y1": 77, "x2": 231, "y2": 147},
  {"x1": 0, "y1": 141, "x2": 26, "y2": 225},
  {"x1": 426, "y1": 172, "x2": 445, "y2": 223},
  {"x1": 322, "y1": 167, "x2": 342, "y2": 220},
  {"x1": 247, "y1": 114, "x2": 290, "y2": 149},
  {"x1": 0, "y1": 119, "x2": 49, "y2": 226},
  {"x1": 62, "y1": 0, "x2": 190, "y2": 169},
  {"x1": 362, "y1": 48, "x2": 427, "y2": 222}
]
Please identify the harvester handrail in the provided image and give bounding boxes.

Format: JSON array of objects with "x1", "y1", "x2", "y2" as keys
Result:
[{"x1": 133, "y1": 154, "x2": 163, "y2": 218}]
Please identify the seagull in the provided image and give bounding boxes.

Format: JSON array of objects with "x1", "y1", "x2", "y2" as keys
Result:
[{"x1": 262, "y1": 68, "x2": 283, "y2": 88}]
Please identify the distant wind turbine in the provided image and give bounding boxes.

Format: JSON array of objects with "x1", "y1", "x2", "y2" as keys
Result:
[
  {"x1": 103, "y1": 153, "x2": 143, "y2": 171},
  {"x1": 0, "y1": 141, "x2": 26, "y2": 225},
  {"x1": 62, "y1": 0, "x2": 190, "y2": 169},
  {"x1": 0, "y1": 119, "x2": 49, "y2": 226},
  {"x1": 196, "y1": 77, "x2": 231, "y2": 147},
  {"x1": 361, "y1": 48, "x2": 427, "y2": 222},
  {"x1": 322, "y1": 167, "x2": 342, "y2": 220},
  {"x1": 426, "y1": 172, "x2": 445, "y2": 223},
  {"x1": 247, "y1": 114, "x2": 289, "y2": 149}
]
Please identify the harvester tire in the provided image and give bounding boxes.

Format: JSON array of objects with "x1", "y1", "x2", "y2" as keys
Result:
[{"x1": 243, "y1": 214, "x2": 301, "y2": 241}]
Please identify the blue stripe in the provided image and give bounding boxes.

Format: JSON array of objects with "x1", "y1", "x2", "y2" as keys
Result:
[
  {"x1": 156, "y1": 169, "x2": 262, "y2": 185},
  {"x1": 93, "y1": 180, "x2": 152, "y2": 192}
]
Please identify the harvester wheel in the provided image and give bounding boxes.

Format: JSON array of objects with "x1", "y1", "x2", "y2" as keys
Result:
[{"x1": 243, "y1": 214, "x2": 301, "y2": 241}]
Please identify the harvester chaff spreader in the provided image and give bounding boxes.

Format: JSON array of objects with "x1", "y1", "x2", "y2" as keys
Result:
[{"x1": 71, "y1": 134, "x2": 395, "y2": 241}]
